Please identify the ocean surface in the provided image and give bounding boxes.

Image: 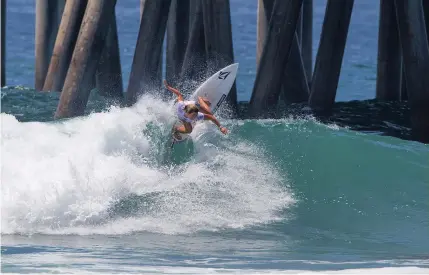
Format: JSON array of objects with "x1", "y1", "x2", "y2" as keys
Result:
[{"x1": 1, "y1": 0, "x2": 429, "y2": 274}]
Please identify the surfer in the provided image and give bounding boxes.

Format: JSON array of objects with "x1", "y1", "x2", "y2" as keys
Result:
[{"x1": 164, "y1": 80, "x2": 228, "y2": 138}]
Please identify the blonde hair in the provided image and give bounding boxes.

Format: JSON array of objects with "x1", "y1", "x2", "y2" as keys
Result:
[{"x1": 184, "y1": 104, "x2": 199, "y2": 114}]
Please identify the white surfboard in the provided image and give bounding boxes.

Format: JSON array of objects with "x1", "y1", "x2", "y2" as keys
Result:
[{"x1": 171, "y1": 63, "x2": 239, "y2": 145}]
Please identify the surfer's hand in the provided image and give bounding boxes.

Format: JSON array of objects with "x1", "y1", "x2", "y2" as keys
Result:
[
  {"x1": 220, "y1": 126, "x2": 228, "y2": 134},
  {"x1": 164, "y1": 80, "x2": 183, "y2": 100}
]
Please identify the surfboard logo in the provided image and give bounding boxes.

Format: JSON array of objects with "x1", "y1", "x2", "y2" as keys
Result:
[
  {"x1": 218, "y1": 71, "x2": 230, "y2": 80},
  {"x1": 215, "y1": 94, "x2": 227, "y2": 112}
]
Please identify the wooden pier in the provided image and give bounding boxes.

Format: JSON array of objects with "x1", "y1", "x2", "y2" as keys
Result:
[{"x1": 1, "y1": 0, "x2": 429, "y2": 142}]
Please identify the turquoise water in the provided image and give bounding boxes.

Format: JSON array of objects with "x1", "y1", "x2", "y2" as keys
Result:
[
  {"x1": 2, "y1": 91, "x2": 428, "y2": 274},
  {"x1": 2, "y1": 0, "x2": 429, "y2": 274}
]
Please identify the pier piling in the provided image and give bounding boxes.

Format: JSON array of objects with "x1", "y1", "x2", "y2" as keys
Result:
[
  {"x1": 376, "y1": 0, "x2": 401, "y2": 101},
  {"x1": 258, "y1": 0, "x2": 309, "y2": 104},
  {"x1": 296, "y1": 7, "x2": 303, "y2": 45},
  {"x1": 55, "y1": 0, "x2": 117, "y2": 119},
  {"x1": 394, "y1": 0, "x2": 429, "y2": 142},
  {"x1": 424, "y1": 0, "x2": 429, "y2": 45},
  {"x1": 248, "y1": 0, "x2": 304, "y2": 117},
  {"x1": 401, "y1": 65, "x2": 408, "y2": 101},
  {"x1": 126, "y1": 0, "x2": 171, "y2": 106},
  {"x1": 256, "y1": 0, "x2": 269, "y2": 66},
  {"x1": 140, "y1": 0, "x2": 163, "y2": 97},
  {"x1": 140, "y1": 0, "x2": 144, "y2": 19},
  {"x1": 166, "y1": 0, "x2": 189, "y2": 89},
  {"x1": 1, "y1": 0, "x2": 5, "y2": 87},
  {"x1": 96, "y1": 13, "x2": 123, "y2": 98},
  {"x1": 180, "y1": 0, "x2": 206, "y2": 88},
  {"x1": 35, "y1": 0, "x2": 64, "y2": 91},
  {"x1": 301, "y1": 0, "x2": 313, "y2": 86},
  {"x1": 201, "y1": 0, "x2": 237, "y2": 109},
  {"x1": 308, "y1": 0, "x2": 354, "y2": 114},
  {"x1": 281, "y1": 33, "x2": 310, "y2": 104},
  {"x1": 256, "y1": 0, "x2": 275, "y2": 67},
  {"x1": 43, "y1": 0, "x2": 88, "y2": 92}
]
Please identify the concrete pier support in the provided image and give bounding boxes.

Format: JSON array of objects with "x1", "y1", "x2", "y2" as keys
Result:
[
  {"x1": 401, "y1": 64, "x2": 408, "y2": 101},
  {"x1": 55, "y1": 0, "x2": 117, "y2": 119},
  {"x1": 140, "y1": 0, "x2": 144, "y2": 19},
  {"x1": 248, "y1": 0, "x2": 304, "y2": 117},
  {"x1": 282, "y1": 33, "x2": 310, "y2": 104},
  {"x1": 256, "y1": 0, "x2": 274, "y2": 67},
  {"x1": 257, "y1": 0, "x2": 308, "y2": 105},
  {"x1": 96, "y1": 13, "x2": 123, "y2": 98},
  {"x1": 256, "y1": 0, "x2": 268, "y2": 66},
  {"x1": 180, "y1": 0, "x2": 206, "y2": 86},
  {"x1": 43, "y1": 0, "x2": 87, "y2": 92},
  {"x1": 201, "y1": 0, "x2": 237, "y2": 109},
  {"x1": 301, "y1": 0, "x2": 313, "y2": 85},
  {"x1": 139, "y1": 0, "x2": 163, "y2": 96},
  {"x1": 256, "y1": 0, "x2": 313, "y2": 103},
  {"x1": 166, "y1": 0, "x2": 190, "y2": 88},
  {"x1": 126, "y1": 0, "x2": 171, "y2": 106},
  {"x1": 35, "y1": 0, "x2": 64, "y2": 91},
  {"x1": 1, "y1": 0, "x2": 5, "y2": 87},
  {"x1": 296, "y1": 7, "x2": 303, "y2": 44},
  {"x1": 394, "y1": 0, "x2": 429, "y2": 142},
  {"x1": 308, "y1": 0, "x2": 354, "y2": 114},
  {"x1": 423, "y1": 0, "x2": 429, "y2": 45},
  {"x1": 376, "y1": 0, "x2": 401, "y2": 101}
]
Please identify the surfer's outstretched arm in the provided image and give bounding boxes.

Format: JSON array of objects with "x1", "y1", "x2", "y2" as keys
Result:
[
  {"x1": 203, "y1": 114, "x2": 228, "y2": 134},
  {"x1": 164, "y1": 80, "x2": 183, "y2": 101}
]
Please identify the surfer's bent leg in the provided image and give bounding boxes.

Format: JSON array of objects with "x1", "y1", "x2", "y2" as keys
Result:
[
  {"x1": 176, "y1": 122, "x2": 193, "y2": 134},
  {"x1": 197, "y1": 96, "x2": 212, "y2": 115}
]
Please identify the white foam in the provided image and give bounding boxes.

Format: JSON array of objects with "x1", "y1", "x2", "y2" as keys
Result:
[
  {"x1": 1, "y1": 95, "x2": 294, "y2": 235},
  {"x1": 3, "y1": 266, "x2": 428, "y2": 275}
]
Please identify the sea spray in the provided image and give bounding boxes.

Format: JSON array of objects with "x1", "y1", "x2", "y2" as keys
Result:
[{"x1": 1, "y1": 94, "x2": 295, "y2": 235}]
